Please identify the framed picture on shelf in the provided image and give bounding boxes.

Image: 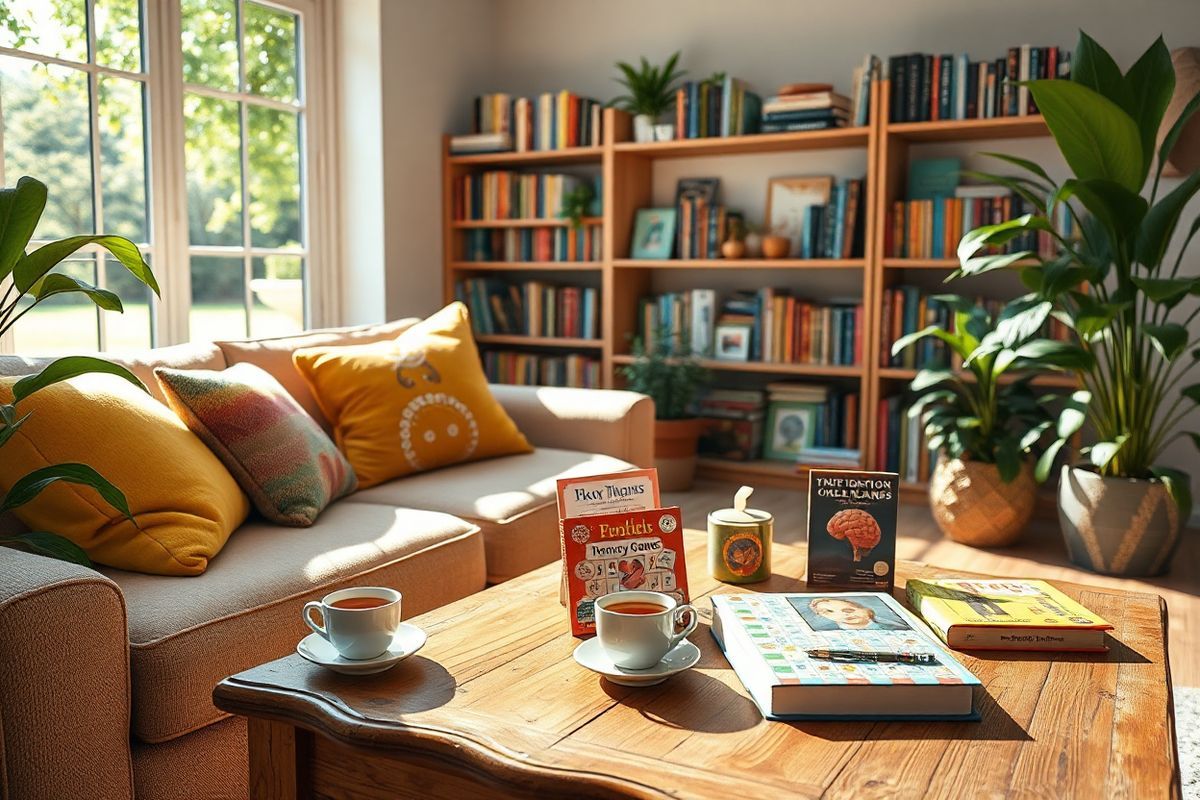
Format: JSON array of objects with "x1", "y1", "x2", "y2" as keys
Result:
[
  {"x1": 714, "y1": 323, "x2": 752, "y2": 361},
  {"x1": 763, "y1": 401, "x2": 819, "y2": 461},
  {"x1": 631, "y1": 208, "x2": 677, "y2": 259},
  {"x1": 765, "y1": 176, "x2": 833, "y2": 257}
]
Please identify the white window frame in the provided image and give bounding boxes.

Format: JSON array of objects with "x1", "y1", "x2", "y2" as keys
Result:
[{"x1": 0, "y1": 0, "x2": 342, "y2": 353}]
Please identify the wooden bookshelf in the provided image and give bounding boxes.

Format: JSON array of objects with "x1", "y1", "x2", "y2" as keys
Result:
[
  {"x1": 452, "y1": 217, "x2": 602, "y2": 229},
  {"x1": 442, "y1": 78, "x2": 1058, "y2": 491},
  {"x1": 474, "y1": 334, "x2": 602, "y2": 349}
]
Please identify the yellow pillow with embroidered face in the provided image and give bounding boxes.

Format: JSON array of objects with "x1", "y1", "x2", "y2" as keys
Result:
[{"x1": 292, "y1": 302, "x2": 532, "y2": 488}]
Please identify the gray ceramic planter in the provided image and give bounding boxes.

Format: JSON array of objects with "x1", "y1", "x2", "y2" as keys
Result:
[{"x1": 1057, "y1": 465, "x2": 1182, "y2": 576}]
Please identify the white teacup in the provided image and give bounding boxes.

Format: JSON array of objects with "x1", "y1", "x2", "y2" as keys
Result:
[
  {"x1": 303, "y1": 587, "x2": 402, "y2": 660},
  {"x1": 594, "y1": 590, "x2": 697, "y2": 670}
]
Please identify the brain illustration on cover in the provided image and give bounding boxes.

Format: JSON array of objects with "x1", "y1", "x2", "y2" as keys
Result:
[{"x1": 826, "y1": 508, "x2": 882, "y2": 562}]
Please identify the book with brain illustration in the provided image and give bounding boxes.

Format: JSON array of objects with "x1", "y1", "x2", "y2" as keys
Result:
[{"x1": 806, "y1": 469, "x2": 899, "y2": 592}]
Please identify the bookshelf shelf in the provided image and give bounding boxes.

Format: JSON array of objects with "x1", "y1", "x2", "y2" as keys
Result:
[
  {"x1": 611, "y1": 354, "x2": 861, "y2": 378},
  {"x1": 878, "y1": 366, "x2": 1077, "y2": 388},
  {"x1": 613, "y1": 258, "x2": 865, "y2": 270},
  {"x1": 612, "y1": 126, "x2": 869, "y2": 158},
  {"x1": 452, "y1": 217, "x2": 602, "y2": 229},
  {"x1": 449, "y1": 261, "x2": 602, "y2": 272},
  {"x1": 474, "y1": 334, "x2": 602, "y2": 349},
  {"x1": 447, "y1": 146, "x2": 603, "y2": 166},
  {"x1": 885, "y1": 115, "x2": 1048, "y2": 142}
]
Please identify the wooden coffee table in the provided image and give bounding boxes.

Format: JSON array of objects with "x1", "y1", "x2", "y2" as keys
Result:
[{"x1": 214, "y1": 531, "x2": 1180, "y2": 799}]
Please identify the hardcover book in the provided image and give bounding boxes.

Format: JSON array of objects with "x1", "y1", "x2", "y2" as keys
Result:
[
  {"x1": 561, "y1": 507, "x2": 689, "y2": 637},
  {"x1": 711, "y1": 592, "x2": 980, "y2": 720},
  {"x1": 905, "y1": 578, "x2": 1114, "y2": 652},
  {"x1": 806, "y1": 469, "x2": 899, "y2": 592}
]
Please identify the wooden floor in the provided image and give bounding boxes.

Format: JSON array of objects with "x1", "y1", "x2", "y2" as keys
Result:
[{"x1": 665, "y1": 479, "x2": 1200, "y2": 688}]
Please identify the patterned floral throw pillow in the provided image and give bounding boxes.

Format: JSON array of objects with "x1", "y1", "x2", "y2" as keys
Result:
[{"x1": 155, "y1": 363, "x2": 357, "y2": 527}]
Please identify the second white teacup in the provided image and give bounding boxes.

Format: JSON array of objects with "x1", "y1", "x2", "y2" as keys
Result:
[
  {"x1": 303, "y1": 586, "x2": 402, "y2": 660},
  {"x1": 594, "y1": 590, "x2": 697, "y2": 670}
]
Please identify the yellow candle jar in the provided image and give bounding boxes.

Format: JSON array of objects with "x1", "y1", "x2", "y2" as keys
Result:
[{"x1": 708, "y1": 485, "x2": 773, "y2": 584}]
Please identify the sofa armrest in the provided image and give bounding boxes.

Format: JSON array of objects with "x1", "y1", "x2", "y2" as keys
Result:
[
  {"x1": 490, "y1": 384, "x2": 655, "y2": 468},
  {"x1": 0, "y1": 549, "x2": 133, "y2": 800}
]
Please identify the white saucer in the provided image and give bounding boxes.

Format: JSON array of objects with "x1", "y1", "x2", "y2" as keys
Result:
[
  {"x1": 297, "y1": 622, "x2": 427, "y2": 675},
  {"x1": 573, "y1": 637, "x2": 701, "y2": 687}
]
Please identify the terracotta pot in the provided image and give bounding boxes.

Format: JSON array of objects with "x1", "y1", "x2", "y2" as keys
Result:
[
  {"x1": 742, "y1": 232, "x2": 764, "y2": 258},
  {"x1": 721, "y1": 239, "x2": 746, "y2": 259},
  {"x1": 654, "y1": 418, "x2": 702, "y2": 492},
  {"x1": 761, "y1": 234, "x2": 791, "y2": 259},
  {"x1": 928, "y1": 457, "x2": 1036, "y2": 547},
  {"x1": 1058, "y1": 465, "x2": 1182, "y2": 576}
]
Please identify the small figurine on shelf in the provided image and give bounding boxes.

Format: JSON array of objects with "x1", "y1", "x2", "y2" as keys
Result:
[
  {"x1": 708, "y1": 485, "x2": 774, "y2": 584},
  {"x1": 742, "y1": 222, "x2": 765, "y2": 258},
  {"x1": 721, "y1": 216, "x2": 747, "y2": 260}
]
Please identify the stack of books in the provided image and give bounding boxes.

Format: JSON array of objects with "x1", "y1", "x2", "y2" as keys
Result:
[
  {"x1": 456, "y1": 278, "x2": 599, "y2": 340},
  {"x1": 635, "y1": 289, "x2": 717, "y2": 357},
  {"x1": 765, "y1": 382, "x2": 860, "y2": 464},
  {"x1": 877, "y1": 393, "x2": 935, "y2": 484},
  {"x1": 483, "y1": 352, "x2": 600, "y2": 389},
  {"x1": 886, "y1": 46, "x2": 1072, "y2": 123},
  {"x1": 462, "y1": 226, "x2": 601, "y2": 263},
  {"x1": 796, "y1": 178, "x2": 866, "y2": 259},
  {"x1": 761, "y1": 84, "x2": 850, "y2": 132},
  {"x1": 697, "y1": 388, "x2": 765, "y2": 462},
  {"x1": 455, "y1": 172, "x2": 597, "y2": 221},
  {"x1": 455, "y1": 92, "x2": 603, "y2": 153},
  {"x1": 673, "y1": 76, "x2": 763, "y2": 139}
]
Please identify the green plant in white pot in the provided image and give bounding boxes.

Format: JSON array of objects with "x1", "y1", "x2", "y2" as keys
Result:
[
  {"x1": 893, "y1": 295, "x2": 1063, "y2": 547},
  {"x1": 957, "y1": 32, "x2": 1200, "y2": 576},
  {"x1": 612, "y1": 51, "x2": 684, "y2": 143}
]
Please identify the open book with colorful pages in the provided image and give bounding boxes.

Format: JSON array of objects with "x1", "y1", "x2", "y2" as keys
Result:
[
  {"x1": 905, "y1": 578, "x2": 1113, "y2": 652},
  {"x1": 711, "y1": 592, "x2": 980, "y2": 721}
]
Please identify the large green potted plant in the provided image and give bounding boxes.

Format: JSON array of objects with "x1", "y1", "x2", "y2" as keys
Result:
[
  {"x1": 893, "y1": 295, "x2": 1063, "y2": 547},
  {"x1": 612, "y1": 51, "x2": 684, "y2": 143},
  {"x1": 957, "y1": 32, "x2": 1200, "y2": 575},
  {"x1": 0, "y1": 176, "x2": 160, "y2": 565},
  {"x1": 620, "y1": 329, "x2": 708, "y2": 491}
]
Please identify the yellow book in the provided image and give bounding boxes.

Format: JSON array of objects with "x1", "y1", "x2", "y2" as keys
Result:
[{"x1": 906, "y1": 578, "x2": 1113, "y2": 652}]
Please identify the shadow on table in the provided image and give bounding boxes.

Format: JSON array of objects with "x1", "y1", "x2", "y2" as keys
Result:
[
  {"x1": 791, "y1": 688, "x2": 1032, "y2": 742},
  {"x1": 601, "y1": 668, "x2": 762, "y2": 734},
  {"x1": 305, "y1": 655, "x2": 458, "y2": 715}
]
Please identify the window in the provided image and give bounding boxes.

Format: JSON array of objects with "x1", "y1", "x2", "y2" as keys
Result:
[{"x1": 0, "y1": 0, "x2": 330, "y2": 354}]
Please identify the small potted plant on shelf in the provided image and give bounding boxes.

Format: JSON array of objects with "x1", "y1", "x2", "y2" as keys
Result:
[
  {"x1": 955, "y1": 32, "x2": 1200, "y2": 576},
  {"x1": 620, "y1": 328, "x2": 709, "y2": 491},
  {"x1": 560, "y1": 182, "x2": 596, "y2": 230},
  {"x1": 0, "y1": 176, "x2": 160, "y2": 565},
  {"x1": 894, "y1": 295, "x2": 1062, "y2": 547},
  {"x1": 612, "y1": 51, "x2": 685, "y2": 143}
]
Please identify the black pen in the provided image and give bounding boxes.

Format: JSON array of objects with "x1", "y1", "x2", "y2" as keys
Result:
[{"x1": 806, "y1": 648, "x2": 939, "y2": 665}]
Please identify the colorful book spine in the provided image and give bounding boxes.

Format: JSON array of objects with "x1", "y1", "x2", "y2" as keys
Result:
[
  {"x1": 482, "y1": 351, "x2": 601, "y2": 389},
  {"x1": 471, "y1": 92, "x2": 603, "y2": 152},
  {"x1": 457, "y1": 279, "x2": 600, "y2": 339}
]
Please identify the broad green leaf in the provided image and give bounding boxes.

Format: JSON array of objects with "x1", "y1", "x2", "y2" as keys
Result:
[
  {"x1": 1035, "y1": 438, "x2": 1067, "y2": 483},
  {"x1": 1130, "y1": 276, "x2": 1197, "y2": 309},
  {"x1": 958, "y1": 214, "x2": 1052, "y2": 264},
  {"x1": 906, "y1": 389, "x2": 958, "y2": 418},
  {"x1": 995, "y1": 438, "x2": 1023, "y2": 483},
  {"x1": 955, "y1": 417, "x2": 982, "y2": 430},
  {"x1": 892, "y1": 326, "x2": 969, "y2": 361},
  {"x1": 1057, "y1": 390, "x2": 1092, "y2": 439},
  {"x1": 1136, "y1": 171, "x2": 1200, "y2": 270},
  {"x1": 0, "y1": 404, "x2": 30, "y2": 448},
  {"x1": 957, "y1": 250, "x2": 1035, "y2": 278},
  {"x1": 980, "y1": 151, "x2": 1053, "y2": 184},
  {"x1": 1143, "y1": 323, "x2": 1188, "y2": 361},
  {"x1": 1069, "y1": 291, "x2": 1129, "y2": 339},
  {"x1": 0, "y1": 463, "x2": 134, "y2": 518},
  {"x1": 0, "y1": 176, "x2": 47, "y2": 282},
  {"x1": 911, "y1": 369, "x2": 957, "y2": 393},
  {"x1": 1020, "y1": 421, "x2": 1053, "y2": 451},
  {"x1": 1061, "y1": 178, "x2": 1148, "y2": 246},
  {"x1": 12, "y1": 356, "x2": 147, "y2": 402},
  {"x1": 1088, "y1": 436, "x2": 1127, "y2": 470},
  {"x1": 1025, "y1": 79, "x2": 1143, "y2": 192},
  {"x1": 990, "y1": 298, "x2": 1052, "y2": 348},
  {"x1": 1150, "y1": 466, "x2": 1192, "y2": 523},
  {"x1": 1071, "y1": 31, "x2": 1133, "y2": 111},
  {"x1": 29, "y1": 273, "x2": 123, "y2": 312},
  {"x1": 1012, "y1": 339, "x2": 1095, "y2": 371},
  {"x1": 0, "y1": 532, "x2": 90, "y2": 566},
  {"x1": 1156, "y1": 88, "x2": 1200, "y2": 195},
  {"x1": 14, "y1": 235, "x2": 158, "y2": 295},
  {"x1": 1120, "y1": 36, "x2": 1174, "y2": 182}
]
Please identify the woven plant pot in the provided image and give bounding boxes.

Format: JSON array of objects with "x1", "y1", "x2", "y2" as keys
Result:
[{"x1": 929, "y1": 457, "x2": 1036, "y2": 547}]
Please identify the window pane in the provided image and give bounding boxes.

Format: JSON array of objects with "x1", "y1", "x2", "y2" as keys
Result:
[
  {"x1": 250, "y1": 256, "x2": 303, "y2": 337},
  {"x1": 102, "y1": 253, "x2": 153, "y2": 351},
  {"x1": 247, "y1": 106, "x2": 301, "y2": 248},
  {"x1": 244, "y1": 2, "x2": 298, "y2": 102},
  {"x1": 99, "y1": 76, "x2": 149, "y2": 242},
  {"x1": 95, "y1": 0, "x2": 143, "y2": 73},
  {"x1": 0, "y1": 0, "x2": 87, "y2": 63},
  {"x1": 180, "y1": 0, "x2": 237, "y2": 91},
  {"x1": 190, "y1": 256, "x2": 246, "y2": 341},
  {"x1": 11, "y1": 257, "x2": 100, "y2": 354},
  {"x1": 184, "y1": 93, "x2": 242, "y2": 245},
  {"x1": 0, "y1": 57, "x2": 94, "y2": 239}
]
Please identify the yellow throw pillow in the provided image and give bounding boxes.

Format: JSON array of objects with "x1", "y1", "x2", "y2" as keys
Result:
[
  {"x1": 0, "y1": 373, "x2": 250, "y2": 575},
  {"x1": 293, "y1": 302, "x2": 533, "y2": 488}
]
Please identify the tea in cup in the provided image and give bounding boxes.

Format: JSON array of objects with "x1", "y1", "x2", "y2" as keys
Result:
[
  {"x1": 594, "y1": 590, "x2": 697, "y2": 669},
  {"x1": 303, "y1": 587, "x2": 402, "y2": 660}
]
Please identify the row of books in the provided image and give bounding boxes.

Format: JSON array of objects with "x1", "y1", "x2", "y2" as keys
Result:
[
  {"x1": 482, "y1": 351, "x2": 601, "y2": 389},
  {"x1": 877, "y1": 393, "x2": 935, "y2": 484},
  {"x1": 459, "y1": 92, "x2": 604, "y2": 153},
  {"x1": 791, "y1": 178, "x2": 866, "y2": 259},
  {"x1": 673, "y1": 76, "x2": 763, "y2": 138},
  {"x1": 455, "y1": 172, "x2": 598, "y2": 221},
  {"x1": 456, "y1": 278, "x2": 599, "y2": 340},
  {"x1": 673, "y1": 177, "x2": 726, "y2": 260},
  {"x1": 697, "y1": 384, "x2": 860, "y2": 464},
  {"x1": 462, "y1": 225, "x2": 602, "y2": 263},
  {"x1": 880, "y1": 287, "x2": 1071, "y2": 370},
  {"x1": 885, "y1": 189, "x2": 1070, "y2": 260},
  {"x1": 886, "y1": 46, "x2": 1072, "y2": 123}
]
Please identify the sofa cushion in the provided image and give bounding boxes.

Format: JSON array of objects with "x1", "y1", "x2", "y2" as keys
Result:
[
  {"x1": 216, "y1": 318, "x2": 418, "y2": 428},
  {"x1": 351, "y1": 448, "x2": 635, "y2": 583},
  {"x1": 102, "y1": 501, "x2": 485, "y2": 743}
]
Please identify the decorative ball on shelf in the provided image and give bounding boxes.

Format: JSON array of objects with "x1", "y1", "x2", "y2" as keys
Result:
[
  {"x1": 743, "y1": 230, "x2": 764, "y2": 258},
  {"x1": 721, "y1": 239, "x2": 746, "y2": 259},
  {"x1": 1159, "y1": 47, "x2": 1200, "y2": 176},
  {"x1": 761, "y1": 234, "x2": 791, "y2": 259}
]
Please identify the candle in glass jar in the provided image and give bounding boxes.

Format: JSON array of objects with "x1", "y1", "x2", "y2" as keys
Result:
[{"x1": 708, "y1": 485, "x2": 773, "y2": 584}]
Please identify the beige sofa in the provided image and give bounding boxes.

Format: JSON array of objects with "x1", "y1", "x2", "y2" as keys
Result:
[{"x1": 0, "y1": 318, "x2": 654, "y2": 800}]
